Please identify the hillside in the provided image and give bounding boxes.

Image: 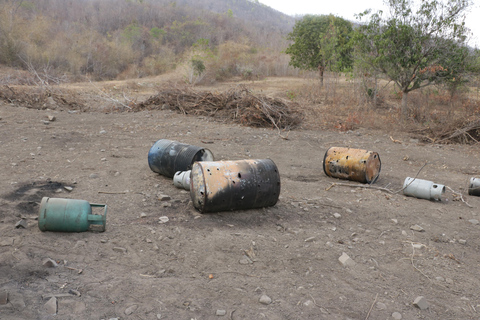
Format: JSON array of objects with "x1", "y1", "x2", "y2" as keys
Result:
[{"x1": 0, "y1": 0, "x2": 297, "y2": 82}]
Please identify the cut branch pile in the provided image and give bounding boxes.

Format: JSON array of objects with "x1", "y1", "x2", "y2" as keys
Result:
[
  {"x1": 414, "y1": 118, "x2": 480, "y2": 144},
  {"x1": 133, "y1": 85, "x2": 304, "y2": 130},
  {"x1": 0, "y1": 85, "x2": 86, "y2": 111}
]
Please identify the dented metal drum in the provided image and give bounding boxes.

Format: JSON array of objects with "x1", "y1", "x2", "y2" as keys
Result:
[
  {"x1": 323, "y1": 147, "x2": 381, "y2": 184},
  {"x1": 148, "y1": 139, "x2": 214, "y2": 178},
  {"x1": 468, "y1": 177, "x2": 480, "y2": 196},
  {"x1": 190, "y1": 159, "x2": 281, "y2": 213}
]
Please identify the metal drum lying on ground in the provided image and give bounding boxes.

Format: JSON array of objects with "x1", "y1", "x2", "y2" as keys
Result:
[
  {"x1": 323, "y1": 147, "x2": 381, "y2": 184},
  {"x1": 468, "y1": 177, "x2": 480, "y2": 196},
  {"x1": 148, "y1": 139, "x2": 214, "y2": 178},
  {"x1": 190, "y1": 159, "x2": 281, "y2": 213},
  {"x1": 38, "y1": 197, "x2": 107, "y2": 232}
]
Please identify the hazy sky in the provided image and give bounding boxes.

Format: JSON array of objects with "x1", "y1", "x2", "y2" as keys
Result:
[{"x1": 258, "y1": 0, "x2": 480, "y2": 48}]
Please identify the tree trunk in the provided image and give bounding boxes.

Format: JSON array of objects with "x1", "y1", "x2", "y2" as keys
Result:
[
  {"x1": 401, "y1": 90, "x2": 408, "y2": 121},
  {"x1": 318, "y1": 64, "x2": 324, "y2": 87}
]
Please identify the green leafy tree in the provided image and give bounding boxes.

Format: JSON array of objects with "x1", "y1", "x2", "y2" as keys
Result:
[
  {"x1": 353, "y1": 0, "x2": 472, "y2": 119},
  {"x1": 285, "y1": 14, "x2": 353, "y2": 86}
]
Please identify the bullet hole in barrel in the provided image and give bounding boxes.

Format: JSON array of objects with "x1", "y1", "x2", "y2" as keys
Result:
[
  {"x1": 232, "y1": 181, "x2": 235, "y2": 184},
  {"x1": 217, "y1": 167, "x2": 220, "y2": 170},
  {"x1": 207, "y1": 168, "x2": 210, "y2": 172},
  {"x1": 200, "y1": 191, "x2": 204, "y2": 195},
  {"x1": 374, "y1": 155, "x2": 377, "y2": 159},
  {"x1": 346, "y1": 156, "x2": 349, "y2": 160},
  {"x1": 433, "y1": 185, "x2": 438, "y2": 188},
  {"x1": 238, "y1": 173, "x2": 242, "y2": 178}
]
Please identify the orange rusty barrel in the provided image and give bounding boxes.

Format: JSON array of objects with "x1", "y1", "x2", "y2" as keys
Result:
[
  {"x1": 323, "y1": 147, "x2": 381, "y2": 184},
  {"x1": 190, "y1": 159, "x2": 281, "y2": 213}
]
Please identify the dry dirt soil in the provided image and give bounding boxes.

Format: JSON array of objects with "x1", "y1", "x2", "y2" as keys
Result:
[{"x1": 1, "y1": 75, "x2": 480, "y2": 320}]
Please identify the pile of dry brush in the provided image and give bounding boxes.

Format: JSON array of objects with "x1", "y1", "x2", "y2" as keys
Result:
[
  {"x1": 415, "y1": 118, "x2": 480, "y2": 144},
  {"x1": 0, "y1": 85, "x2": 86, "y2": 111},
  {"x1": 133, "y1": 85, "x2": 303, "y2": 130}
]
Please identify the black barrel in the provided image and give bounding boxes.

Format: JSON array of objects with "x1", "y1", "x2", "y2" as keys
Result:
[
  {"x1": 190, "y1": 159, "x2": 281, "y2": 213},
  {"x1": 148, "y1": 139, "x2": 214, "y2": 178}
]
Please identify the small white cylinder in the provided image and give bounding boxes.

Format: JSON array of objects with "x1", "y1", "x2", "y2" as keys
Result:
[
  {"x1": 403, "y1": 177, "x2": 445, "y2": 201},
  {"x1": 469, "y1": 177, "x2": 480, "y2": 196},
  {"x1": 173, "y1": 171, "x2": 191, "y2": 191}
]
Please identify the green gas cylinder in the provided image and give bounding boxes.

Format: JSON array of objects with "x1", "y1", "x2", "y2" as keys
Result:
[{"x1": 38, "y1": 197, "x2": 107, "y2": 232}]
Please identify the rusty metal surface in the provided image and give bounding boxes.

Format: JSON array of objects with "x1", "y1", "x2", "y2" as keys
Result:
[
  {"x1": 323, "y1": 147, "x2": 381, "y2": 184},
  {"x1": 190, "y1": 159, "x2": 281, "y2": 213}
]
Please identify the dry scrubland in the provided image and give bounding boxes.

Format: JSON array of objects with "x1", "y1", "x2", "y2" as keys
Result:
[{"x1": 1, "y1": 71, "x2": 480, "y2": 320}]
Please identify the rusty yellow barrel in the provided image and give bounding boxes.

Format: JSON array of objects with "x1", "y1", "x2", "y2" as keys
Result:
[
  {"x1": 323, "y1": 147, "x2": 381, "y2": 184},
  {"x1": 190, "y1": 159, "x2": 281, "y2": 213}
]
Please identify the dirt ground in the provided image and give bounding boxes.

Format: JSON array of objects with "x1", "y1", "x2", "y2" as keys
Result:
[{"x1": 1, "y1": 75, "x2": 480, "y2": 320}]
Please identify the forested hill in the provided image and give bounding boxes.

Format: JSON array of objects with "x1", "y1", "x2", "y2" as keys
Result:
[
  {"x1": 165, "y1": 0, "x2": 296, "y2": 33},
  {"x1": 0, "y1": 0, "x2": 299, "y2": 82}
]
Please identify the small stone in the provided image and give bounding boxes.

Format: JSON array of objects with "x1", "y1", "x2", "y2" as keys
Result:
[
  {"x1": 64, "y1": 186, "x2": 73, "y2": 192},
  {"x1": 392, "y1": 311, "x2": 402, "y2": 319},
  {"x1": 412, "y1": 243, "x2": 424, "y2": 249},
  {"x1": 68, "y1": 289, "x2": 81, "y2": 297},
  {"x1": 216, "y1": 309, "x2": 227, "y2": 316},
  {"x1": 458, "y1": 239, "x2": 467, "y2": 244},
  {"x1": 8, "y1": 292, "x2": 25, "y2": 309},
  {"x1": 146, "y1": 239, "x2": 152, "y2": 243},
  {"x1": 304, "y1": 237, "x2": 316, "y2": 242},
  {"x1": 333, "y1": 213, "x2": 341, "y2": 219},
  {"x1": 338, "y1": 252, "x2": 355, "y2": 267},
  {"x1": 101, "y1": 158, "x2": 107, "y2": 161},
  {"x1": 158, "y1": 194, "x2": 171, "y2": 201},
  {"x1": 113, "y1": 247, "x2": 127, "y2": 253},
  {"x1": 15, "y1": 219, "x2": 28, "y2": 229},
  {"x1": 43, "y1": 258, "x2": 58, "y2": 268},
  {"x1": 410, "y1": 225, "x2": 425, "y2": 232},
  {"x1": 99, "y1": 129, "x2": 107, "y2": 134},
  {"x1": 89, "y1": 173, "x2": 99, "y2": 179},
  {"x1": 48, "y1": 115, "x2": 56, "y2": 121},
  {"x1": 0, "y1": 238, "x2": 14, "y2": 246},
  {"x1": 45, "y1": 297, "x2": 57, "y2": 315},
  {"x1": 303, "y1": 300, "x2": 314, "y2": 307},
  {"x1": 158, "y1": 216, "x2": 169, "y2": 224},
  {"x1": 401, "y1": 230, "x2": 408, "y2": 236},
  {"x1": 161, "y1": 202, "x2": 172, "y2": 208},
  {"x1": 391, "y1": 219, "x2": 398, "y2": 224},
  {"x1": 140, "y1": 212, "x2": 147, "y2": 218},
  {"x1": 376, "y1": 302, "x2": 387, "y2": 310},
  {"x1": 125, "y1": 304, "x2": 138, "y2": 315},
  {"x1": 435, "y1": 276, "x2": 445, "y2": 282},
  {"x1": 446, "y1": 278, "x2": 454, "y2": 284},
  {"x1": 259, "y1": 295, "x2": 272, "y2": 305},
  {"x1": 413, "y1": 296, "x2": 429, "y2": 310},
  {"x1": 0, "y1": 291, "x2": 8, "y2": 305},
  {"x1": 239, "y1": 256, "x2": 253, "y2": 265},
  {"x1": 468, "y1": 219, "x2": 479, "y2": 225}
]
